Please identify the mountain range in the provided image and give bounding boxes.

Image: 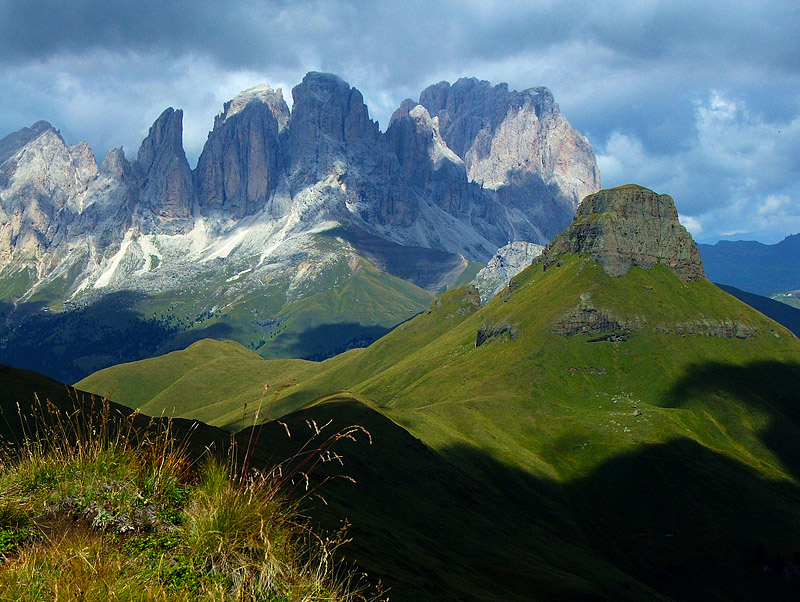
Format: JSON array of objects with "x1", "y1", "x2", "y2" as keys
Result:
[
  {"x1": 0, "y1": 73, "x2": 599, "y2": 382},
  {"x1": 3, "y1": 60, "x2": 800, "y2": 600}
]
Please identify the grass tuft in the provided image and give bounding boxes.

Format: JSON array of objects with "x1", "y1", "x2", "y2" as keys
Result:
[{"x1": 0, "y1": 395, "x2": 381, "y2": 601}]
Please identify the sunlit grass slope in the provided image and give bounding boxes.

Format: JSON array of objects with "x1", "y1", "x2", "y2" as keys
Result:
[
  {"x1": 76, "y1": 339, "x2": 320, "y2": 430},
  {"x1": 81, "y1": 253, "x2": 800, "y2": 481}
]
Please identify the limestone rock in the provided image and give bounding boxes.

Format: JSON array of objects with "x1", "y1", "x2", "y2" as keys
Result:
[
  {"x1": 0, "y1": 122, "x2": 98, "y2": 259},
  {"x1": 0, "y1": 71, "x2": 604, "y2": 309},
  {"x1": 545, "y1": 185, "x2": 705, "y2": 280},
  {"x1": 418, "y1": 78, "x2": 600, "y2": 241},
  {"x1": 0, "y1": 120, "x2": 55, "y2": 165},
  {"x1": 195, "y1": 85, "x2": 290, "y2": 218},
  {"x1": 135, "y1": 108, "x2": 194, "y2": 225},
  {"x1": 472, "y1": 241, "x2": 544, "y2": 303},
  {"x1": 286, "y1": 72, "x2": 381, "y2": 190},
  {"x1": 384, "y1": 104, "x2": 473, "y2": 215}
]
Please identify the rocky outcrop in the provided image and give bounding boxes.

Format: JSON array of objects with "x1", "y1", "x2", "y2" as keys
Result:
[
  {"x1": 195, "y1": 85, "x2": 290, "y2": 219},
  {"x1": 552, "y1": 294, "x2": 645, "y2": 341},
  {"x1": 472, "y1": 241, "x2": 544, "y2": 303},
  {"x1": 653, "y1": 320, "x2": 756, "y2": 339},
  {"x1": 475, "y1": 320, "x2": 517, "y2": 347},
  {"x1": 135, "y1": 108, "x2": 194, "y2": 227},
  {"x1": 544, "y1": 185, "x2": 705, "y2": 281}
]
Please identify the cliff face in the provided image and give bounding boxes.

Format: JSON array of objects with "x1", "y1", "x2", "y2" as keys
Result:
[
  {"x1": 286, "y1": 72, "x2": 381, "y2": 192},
  {"x1": 195, "y1": 85, "x2": 290, "y2": 219},
  {"x1": 417, "y1": 78, "x2": 601, "y2": 240},
  {"x1": 135, "y1": 108, "x2": 194, "y2": 226},
  {"x1": 0, "y1": 122, "x2": 98, "y2": 261},
  {"x1": 545, "y1": 184, "x2": 705, "y2": 281}
]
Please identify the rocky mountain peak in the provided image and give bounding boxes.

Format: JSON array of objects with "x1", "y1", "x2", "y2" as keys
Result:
[
  {"x1": 0, "y1": 120, "x2": 59, "y2": 165},
  {"x1": 0, "y1": 121, "x2": 98, "y2": 206},
  {"x1": 545, "y1": 184, "x2": 705, "y2": 280},
  {"x1": 135, "y1": 108, "x2": 194, "y2": 225},
  {"x1": 416, "y1": 77, "x2": 600, "y2": 242},
  {"x1": 387, "y1": 98, "x2": 418, "y2": 128},
  {"x1": 285, "y1": 72, "x2": 381, "y2": 192},
  {"x1": 385, "y1": 103, "x2": 463, "y2": 181},
  {"x1": 215, "y1": 84, "x2": 290, "y2": 131},
  {"x1": 0, "y1": 71, "x2": 603, "y2": 308},
  {"x1": 0, "y1": 120, "x2": 101, "y2": 260},
  {"x1": 99, "y1": 148, "x2": 130, "y2": 178},
  {"x1": 136, "y1": 108, "x2": 185, "y2": 170},
  {"x1": 290, "y1": 72, "x2": 379, "y2": 144},
  {"x1": 196, "y1": 86, "x2": 290, "y2": 219}
]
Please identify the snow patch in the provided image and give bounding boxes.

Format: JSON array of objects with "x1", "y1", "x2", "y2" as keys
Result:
[
  {"x1": 203, "y1": 227, "x2": 251, "y2": 261},
  {"x1": 133, "y1": 235, "x2": 163, "y2": 276},
  {"x1": 226, "y1": 267, "x2": 253, "y2": 282},
  {"x1": 94, "y1": 231, "x2": 134, "y2": 288}
]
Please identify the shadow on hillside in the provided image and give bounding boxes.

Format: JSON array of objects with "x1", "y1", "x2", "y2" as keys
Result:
[
  {"x1": 663, "y1": 360, "x2": 800, "y2": 480},
  {"x1": 494, "y1": 169, "x2": 575, "y2": 241},
  {"x1": 323, "y1": 226, "x2": 467, "y2": 292},
  {"x1": 238, "y1": 398, "x2": 800, "y2": 602},
  {"x1": 7, "y1": 357, "x2": 800, "y2": 602},
  {"x1": 268, "y1": 322, "x2": 393, "y2": 361},
  {"x1": 0, "y1": 291, "x2": 193, "y2": 383},
  {"x1": 0, "y1": 364, "x2": 230, "y2": 459},
  {"x1": 715, "y1": 284, "x2": 800, "y2": 337}
]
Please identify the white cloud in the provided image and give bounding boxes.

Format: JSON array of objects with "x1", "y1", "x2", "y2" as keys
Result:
[
  {"x1": 0, "y1": 51, "x2": 303, "y2": 165},
  {"x1": 678, "y1": 214, "x2": 703, "y2": 237},
  {"x1": 757, "y1": 194, "x2": 792, "y2": 216}
]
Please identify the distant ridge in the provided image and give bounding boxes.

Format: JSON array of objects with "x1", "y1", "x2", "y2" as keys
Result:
[
  {"x1": 716, "y1": 283, "x2": 800, "y2": 337},
  {"x1": 698, "y1": 233, "x2": 800, "y2": 294}
]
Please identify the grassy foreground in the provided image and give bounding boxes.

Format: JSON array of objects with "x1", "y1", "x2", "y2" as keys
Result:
[{"x1": 0, "y1": 398, "x2": 379, "y2": 601}]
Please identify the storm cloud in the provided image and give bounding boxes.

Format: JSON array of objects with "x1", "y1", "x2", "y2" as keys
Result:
[{"x1": 1, "y1": 0, "x2": 798, "y2": 243}]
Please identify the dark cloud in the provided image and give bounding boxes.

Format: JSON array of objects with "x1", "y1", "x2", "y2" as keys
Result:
[{"x1": 0, "y1": 0, "x2": 798, "y2": 243}]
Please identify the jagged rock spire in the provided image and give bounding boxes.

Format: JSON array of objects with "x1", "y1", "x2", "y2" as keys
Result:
[
  {"x1": 136, "y1": 108, "x2": 194, "y2": 222},
  {"x1": 194, "y1": 85, "x2": 290, "y2": 218}
]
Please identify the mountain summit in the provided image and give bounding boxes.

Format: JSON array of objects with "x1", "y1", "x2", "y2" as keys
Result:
[{"x1": 545, "y1": 184, "x2": 704, "y2": 280}]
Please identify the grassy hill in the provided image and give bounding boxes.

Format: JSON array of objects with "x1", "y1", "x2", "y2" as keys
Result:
[
  {"x1": 78, "y1": 248, "x2": 800, "y2": 600},
  {"x1": 74, "y1": 185, "x2": 800, "y2": 599}
]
